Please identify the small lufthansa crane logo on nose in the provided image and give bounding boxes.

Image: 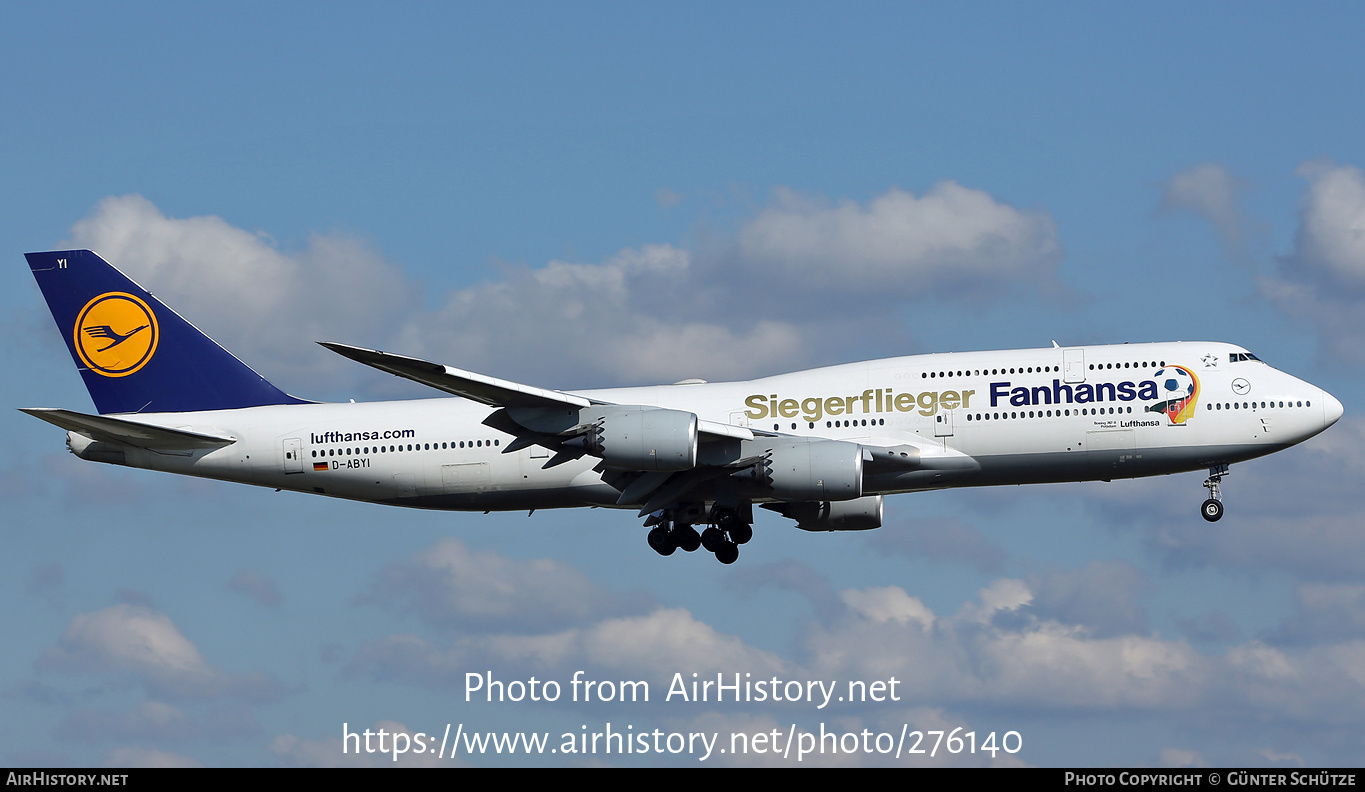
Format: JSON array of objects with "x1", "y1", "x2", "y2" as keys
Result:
[{"x1": 73, "y1": 292, "x2": 159, "y2": 377}]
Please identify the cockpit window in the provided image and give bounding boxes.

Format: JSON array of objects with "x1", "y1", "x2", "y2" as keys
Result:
[{"x1": 1230, "y1": 352, "x2": 1263, "y2": 363}]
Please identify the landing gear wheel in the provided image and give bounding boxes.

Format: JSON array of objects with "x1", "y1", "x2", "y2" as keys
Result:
[
  {"x1": 1201, "y1": 463, "x2": 1229, "y2": 523},
  {"x1": 647, "y1": 526, "x2": 677, "y2": 556},
  {"x1": 713, "y1": 507, "x2": 737, "y2": 527},
  {"x1": 728, "y1": 523, "x2": 753, "y2": 545},
  {"x1": 714, "y1": 542, "x2": 739, "y2": 565},
  {"x1": 676, "y1": 525, "x2": 702, "y2": 552},
  {"x1": 701, "y1": 526, "x2": 725, "y2": 553}
]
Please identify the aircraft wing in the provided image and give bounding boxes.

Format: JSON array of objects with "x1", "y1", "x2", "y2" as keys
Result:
[
  {"x1": 19, "y1": 408, "x2": 237, "y2": 451},
  {"x1": 321, "y1": 342, "x2": 769, "y2": 442},
  {"x1": 320, "y1": 342, "x2": 596, "y2": 410}
]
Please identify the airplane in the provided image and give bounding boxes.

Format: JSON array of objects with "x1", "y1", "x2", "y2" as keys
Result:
[{"x1": 22, "y1": 250, "x2": 1344, "y2": 564}]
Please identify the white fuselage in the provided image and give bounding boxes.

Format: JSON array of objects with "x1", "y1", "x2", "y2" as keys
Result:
[{"x1": 76, "y1": 342, "x2": 1341, "y2": 512}]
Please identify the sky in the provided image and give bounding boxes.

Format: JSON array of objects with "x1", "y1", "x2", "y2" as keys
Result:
[{"x1": 3, "y1": 2, "x2": 1365, "y2": 768}]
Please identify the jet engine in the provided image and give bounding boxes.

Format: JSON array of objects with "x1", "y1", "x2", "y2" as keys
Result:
[
  {"x1": 735, "y1": 438, "x2": 864, "y2": 501},
  {"x1": 564, "y1": 405, "x2": 699, "y2": 471},
  {"x1": 764, "y1": 494, "x2": 883, "y2": 531}
]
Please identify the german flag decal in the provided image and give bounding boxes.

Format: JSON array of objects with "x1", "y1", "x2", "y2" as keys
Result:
[{"x1": 313, "y1": 462, "x2": 328, "y2": 472}]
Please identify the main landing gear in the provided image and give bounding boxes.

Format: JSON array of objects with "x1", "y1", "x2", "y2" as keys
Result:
[
  {"x1": 1201, "y1": 463, "x2": 1228, "y2": 522},
  {"x1": 645, "y1": 505, "x2": 752, "y2": 564}
]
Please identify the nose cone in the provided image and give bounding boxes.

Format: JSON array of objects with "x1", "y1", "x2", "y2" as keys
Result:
[{"x1": 1322, "y1": 388, "x2": 1344, "y2": 429}]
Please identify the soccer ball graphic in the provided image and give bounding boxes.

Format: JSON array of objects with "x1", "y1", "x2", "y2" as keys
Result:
[{"x1": 1156, "y1": 366, "x2": 1195, "y2": 401}]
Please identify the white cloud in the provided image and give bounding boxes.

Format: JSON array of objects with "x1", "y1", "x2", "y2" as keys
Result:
[
  {"x1": 1160, "y1": 163, "x2": 1246, "y2": 253},
  {"x1": 957, "y1": 578, "x2": 1033, "y2": 624},
  {"x1": 1028, "y1": 561, "x2": 1150, "y2": 637},
  {"x1": 736, "y1": 183, "x2": 1061, "y2": 296},
  {"x1": 1296, "y1": 414, "x2": 1365, "y2": 482},
  {"x1": 355, "y1": 543, "x2": 1208, "y2": 718},
  {"x1": 38, "y1": 604, "x2": 282, "y2": 701},
  {"x1": 575, "y1": 608, "x2": 787, "y2": 677},
  {"x1": 62, "y1": 195, "x2": 412, "y2": 385},
  {"x1": 1261, "y1": 161, "x2": 1365, "y2": 364},
  {"x1": 400, "y1": 244, "x2": 807, "y2": 385},
  {"x1": 41, "y1": 604, "x2": 215, "y2": 690},
  {"x1": 1268, "y1": 584, "x2": 1365, "y2": 645},
  {"x1": 839, "y1": 587, "x2": 934, "y2": 631},
  {"x1": 802, "y1": 577, "x2": 1212, "y2": 710},
  {"x1": 1283, "y1": 161, "x2": 1365, "y2": 291},
  {"x1": 359, "y1": 543, "x2": 1201, "y2": 712},
  {"x1": 1141, "y1": 429, "x2": 1365, "y2": 580},
  {"x1": 361, "y1": 538, "x2": 640, "y2": 633},
  {"x1": 53, "y1": 186, "x2": 1062, "y2": 394},
  {"x1": 59, "y1": 198, "x2": 807, "y2": 389},
  {"x1": 961, "y1": 622, "x2": 1204, "y2": 708},
  {"x1": 1030, "y1": 420, "x2": 1365, "y2": 582},
  {"x1": 340, "y1": 534, "x2": 1365, "y2": 753},
  {"x1": 1221, "y1": 640, "x2": 1365, "y2": 722}
]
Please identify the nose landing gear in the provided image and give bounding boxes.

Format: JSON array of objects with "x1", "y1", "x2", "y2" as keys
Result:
[{"x1": 1201, "y1": 463, "x2": 1228, "y2": 522}]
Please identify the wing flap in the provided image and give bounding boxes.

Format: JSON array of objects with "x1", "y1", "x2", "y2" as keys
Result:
[{"x1": 697, "y1": 419, "x2": 758, "y2": 441}]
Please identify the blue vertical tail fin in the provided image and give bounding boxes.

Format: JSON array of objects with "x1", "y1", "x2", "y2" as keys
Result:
[{"x1": 25, "y1": 250, "x2": 308, "y2": 414}]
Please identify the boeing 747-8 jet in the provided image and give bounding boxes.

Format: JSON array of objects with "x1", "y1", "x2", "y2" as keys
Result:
[{"x1": 22, "y1": 250, "x2": 1343, "y2": 564}]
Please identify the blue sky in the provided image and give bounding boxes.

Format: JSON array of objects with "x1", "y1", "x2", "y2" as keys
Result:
[{"x1": 4, "y1": 3, "x2": 1365, "y2": 767}]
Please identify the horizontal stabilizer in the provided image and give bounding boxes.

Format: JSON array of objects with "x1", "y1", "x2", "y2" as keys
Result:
[
  {"x1": 19, "y1": 408, "x2": 236, "y2": 451},
  {"x1": 320, "y1": 343, "x2": 594, "y2": 410}
]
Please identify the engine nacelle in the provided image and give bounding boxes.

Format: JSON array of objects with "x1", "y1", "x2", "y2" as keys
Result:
[
  {"x1": 570, "y1": 405, "x2": 698, "y2": 471},
  {"x1": 766, "y1": 495, "x2": 884, "y2": 532},
  {"x1": 738, "y1": 438, "x2": 864, "y2": 501}
]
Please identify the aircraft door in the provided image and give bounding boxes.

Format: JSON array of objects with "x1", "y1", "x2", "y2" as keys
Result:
[
  {"x1": 1086, "y1": 429, "x2": 1136, "y2": 471},
  {"x1": 443, "y1": 462, "x2": 491, "y2": 493},
  {"x1": 1064, "y1": 349, "x2": 1086, "y2": 383},
  {"x1": 935, "y1": 410, "x2": 954, "y2": 437},
  {"x1": 281, "y1": 437, "x2": 303, "y2": 474}
]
